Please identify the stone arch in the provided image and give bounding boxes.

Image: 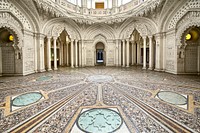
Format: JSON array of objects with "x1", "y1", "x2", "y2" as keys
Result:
[
  {"x1": 119, "y1": 18, "x2": 158, "y2": 39},
  {"x1": 176, "y1": 19, "x2": 200, "y2": 49},
  {"x1": 92, "y1": 34, "x2": 108, "y2": 51},
  {"x1": 0, "y1": 27, "x2": 23, "y2": 76},
  {"x1": 92, "y1": 35, "x2": 108, "y2": 66},
  {"x1": 165, "y1": 0, "x2": 200, "y2": 31},
  {"x1": 42, "y1": 18, "x2": 81, "y2": 39},
  {"x1": 175, "y1": 20, "x2": 200, "y2": 74},
  {"x1": 52, "y1": 24, "x2": 79, "y2": 39},
  {"x1": 0, "y1": 23, "x2": 23, "y2": 49},
  {"x1": 84, "y1": 24, "x2": 115, "y2": 40},
  {"x1": 0, "y1": 0, "x2": 35, "y2": 31}
]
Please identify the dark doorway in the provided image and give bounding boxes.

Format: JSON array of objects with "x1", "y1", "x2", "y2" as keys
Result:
[{"x1": 95, "y1": 42, "x2": 105, "y2": 65}]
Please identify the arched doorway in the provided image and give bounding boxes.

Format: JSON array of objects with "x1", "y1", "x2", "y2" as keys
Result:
[
  {"x1": 183, "y1": 27, "x2": 200, "y2": 73},
  {"x1": 0, "y1": 28, "x2": 16, "y2": 76},
  {"x1": 95, "y1": 42, "x2": 105, "y2": 65}
]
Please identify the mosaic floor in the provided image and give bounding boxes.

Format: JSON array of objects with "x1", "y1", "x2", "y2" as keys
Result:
[{"x1": 0, "y1": 66, "x2": 200, "y2": 133}]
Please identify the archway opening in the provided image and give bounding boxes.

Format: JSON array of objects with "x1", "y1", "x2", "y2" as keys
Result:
[
  {"x1": 0, "y1": 28, "x2": 16, "y2": 76},
  {"x1": 44, "y1": 29, "x2": 72, "y2": 71},
  {"x1": 95, "y1": 42, "x2": 105, "y2": 65},
  {"x1": 57, "y1": 30, "x2": 71, "y2": 67},
  {"x1": 182, "y1": 26, "x2": 200, "y2": 73}
]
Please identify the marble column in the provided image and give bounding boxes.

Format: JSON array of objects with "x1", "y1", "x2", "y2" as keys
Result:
[
  {"x1": 66, "y1": 41, "x2": 69, "y2": 66},
  {"x1": 0, "y1": 47, "x2": 2, "y2": 76},
  {"x1": 118, "y1": 39, "x2": 122, "y2": 66},
  {"x1": 115, "y1": 39, "x2": 119, "y2": 66},
  {"x1": 71, "y1": 39, "x2": 74, "y2": 68},
  {"x1": 81, "y1": 40, "x2": 85, "y2": 67},
  {"x1": 137, "y1": 41, "x2": 141, "y2": 65},
  {"x1": 122, "y1": 39, "x2": 125, "y2": 67},
  {"x1": 198, "y1": 45, "x2": 200, "y2": 75},
  {"x1": 53, "y1": 37, "x2": 58, "y2": 70},
  {"x1": 79, "y1": 40, "x2": 82, "y2": 67},
  {"x1": 126, "y1": 39, "x2": 130, "y2": 67},
  {"x1": 82, "y1": 0, "x2": 87, "y2": 8},
  {"x1": 38, "y1": 34, "x2": 46, "y2": 72},
  {"x1": 75, "y1": 40, "x2": 78, "y2": 67},
  {"x1": 47, "y1": 36, "x2": 52, "y2": 71},
  {"x1": 131, "y1": 41, "x2": 134, "y2": 65},
  {"x1": 59, "y1": 42, "x2": 62, "y2": 66},
  {"x1": 60, "y1": 42, "x2": 64, "y2": 66},
  {"x1": 63, "y1": 43, "x2": 66, "y2": 65},
  {"x1": 148, "y1": 36, "x2": 154, "y2": 70},
  {"x1": 112, "y1": 0, "x2": 116, "y2": 7},
  {"x1": 143, "y1": 36, "x2": 147, "y2": 69},
  {"x1": 132, "y1": 41, "x2": 136, "y2": 65}
]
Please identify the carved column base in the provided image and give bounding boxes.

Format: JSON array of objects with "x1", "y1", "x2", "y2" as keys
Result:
[
  {"x1": 47, "y1": 68, "x2": 52, "y2": 71},
  {"x1": 38, "y1": 69, "x2": 46, "y2": 72},
  {"x1": 154, "y1": 68, "x2": 163, "y2": 72},
  {"x1": 148, "y1": 67, "x2": 154, "y2": 70},
  {"x1": 142, "y1": 67, "x2": 147, "y2": 70}
]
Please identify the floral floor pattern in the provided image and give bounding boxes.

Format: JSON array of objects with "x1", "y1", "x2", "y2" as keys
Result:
[{"x1": 0, "y1": 66, "x2": 200, "y2": 133}]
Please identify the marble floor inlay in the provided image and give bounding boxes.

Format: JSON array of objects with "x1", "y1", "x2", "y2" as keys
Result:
[
  {"x1": 12, "y1": 92, "x2": 43, "y2": 107},
  {"x1": 77, "y1": 108, "x2": 123, "y2": 133},
  {"x1": 0, "y1": 66, "x2": 199, "y2": 133},
  {"x1": 157, "y1": 91, "x2": 187, "y2": 105}
]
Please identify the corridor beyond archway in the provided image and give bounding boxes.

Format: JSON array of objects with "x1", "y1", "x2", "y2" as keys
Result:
[{"x1": 95, "y1": 42, "x2": 105, "y2": 65}]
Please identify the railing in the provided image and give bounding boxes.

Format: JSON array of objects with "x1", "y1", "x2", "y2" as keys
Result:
[{"x1": 44, "y1": 0, "x2": 147, "y2": 16}]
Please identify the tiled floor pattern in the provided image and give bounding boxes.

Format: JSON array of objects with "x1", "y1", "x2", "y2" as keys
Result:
[{"x1": 0, "y1": 66, "x2": 199, "y2": 133}]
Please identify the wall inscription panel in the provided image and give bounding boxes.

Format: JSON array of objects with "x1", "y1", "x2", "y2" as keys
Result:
[
  {"x1": 185, "y1": 45, "x2": 197, "y2": 73},
  {"x1": 166, "y1": 34, "x2": 175, "y2": 71},
  {"x1": 2, "y1": 47, "x2": 15, "y2": 74}
]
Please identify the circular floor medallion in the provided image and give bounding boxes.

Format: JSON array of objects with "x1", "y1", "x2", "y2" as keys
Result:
[
  {"x1": 36, "y1": 76, "x2": 52, "y2": 81},
  {"x1": 77, "y1": 108, "x2": 123, "y2": 133},
  {"x1": 12, "y1": 92, "x2": 43, "y2": 107},
  {"x1": 87, "y1": 75, "x2": 113, "y2": 83},
  {"x1": 157, "y1": 91, "x2": 187, "y2": 105}
]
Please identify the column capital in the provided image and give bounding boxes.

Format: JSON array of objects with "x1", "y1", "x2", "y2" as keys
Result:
[
  {"x1": 47, "y1": 36, "x2": 52, "y2": 39},
  {"x1": 154, "y1": 32, "x2": 166, "y2": 39},
  {"x1": 126, "y1": 38, "x2": 130, "y2": 42},
  {"x1": 53, "y1": 36, "x2": 58, "y2": 40},
  {"x1": 148, "y1": 36, "x2": 153, "y2": 39},
  {"x1": 131, "y1": 41, "x2": 136, "y2": 45},
  {"x1": 66, "y1": 41, "x2": 70, "y2": 45},
  {"x1": 142, "y1": 36, "x2": 147, "y2": 40},
  {"x1": 36, "y1": 33, "x2": 46, "y2": 39}
]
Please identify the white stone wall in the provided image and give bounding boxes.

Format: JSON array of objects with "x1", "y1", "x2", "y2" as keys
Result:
[
  {"x1": 165, "y1": 32, "x2": 176, "y2": 73},
  {"x1": 85, "y1": 41, "x2": 94, "y2": 66},
  {"x1": 23, "y1": 32, "x2": 35, "y2": 75}
]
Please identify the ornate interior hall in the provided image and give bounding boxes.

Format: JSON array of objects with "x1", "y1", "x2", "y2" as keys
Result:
[{"x1": 0, "y1": 0, "x2": 200, "y2": 132}]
